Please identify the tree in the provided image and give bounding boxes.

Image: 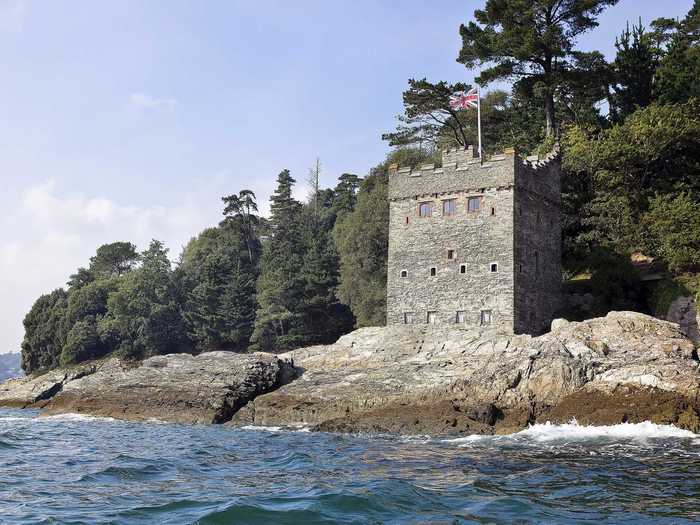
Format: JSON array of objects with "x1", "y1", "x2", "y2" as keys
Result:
[
  {"x1": 382, "y1": 78, "x2": 472, "y2": 149},
  {"x1": 250, "y1": 170, "x2": 307, "y2": 352},
  {"x1": 222, "y1": 189, "x2": 260, "y2": 263},
  {"x1": 655, "y1": 1, "x2": 700, "y2": 104},
  {"x1": 644, "y1": 192, "x2": 700, "y2": 273},
  {"x1": 178, "y1": 221, "x2": 260, "y2": 352},
  {"x1": 333, "y1": 149, "x2": 432, "y2": 327},
  {"x1": 67, "y1": 267, "x2": 95, "y2": 290},
  {"x1": 609, "y1": 20, "x2": 657, "y2": 122},
  {"x1": 331, "y1": 173, "x2": 361, "y2": 217},
  {"x1": 562, "y1": 99, "x2": 700, "y2": 256},
  {"x1": 297, "y1": 181, "x2": 355, "y2": 345},
  {"x1": 59, "y1": 317, "x2": 101, "y2": 366},
  {"x1": 458, "y1": 0, "x2": 619, "y2": 137},
  {"x1": 20, "y1": 289, "x2": 68, "y2": 373},
  {"x1": 89, "y1": 242, "x2": 139, "y2": 279},
  {"x1": 333, "y1": 170, "x2": 389, "y2": 327},
  {"x1": 107, "y1": 240, "x2": 189, "y2": 359},
  {"x1": 307, "y1": 157, "x2": 322, "y2": 219}
]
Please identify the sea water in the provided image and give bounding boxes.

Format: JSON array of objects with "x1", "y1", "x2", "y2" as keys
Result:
[{"x1": 0, "y1": 408, "x2": 699, "y2": 524}]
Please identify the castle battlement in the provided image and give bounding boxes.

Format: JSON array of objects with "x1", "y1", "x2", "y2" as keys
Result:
[
  {"x1": 386, "y1": 145, "x2": 562, "y2": 335},
  {"x1": 388, "y1": 146, "x2": 560, "y2": 203}
]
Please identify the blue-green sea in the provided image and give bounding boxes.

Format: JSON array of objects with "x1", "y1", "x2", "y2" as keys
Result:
[{"x1": 1, "y1": 408, "x2": 699, "y2": 524}]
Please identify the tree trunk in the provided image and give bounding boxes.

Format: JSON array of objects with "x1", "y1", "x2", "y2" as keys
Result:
[{"x1": 545, "y1": 93, "x2": 556, "y2": 138}]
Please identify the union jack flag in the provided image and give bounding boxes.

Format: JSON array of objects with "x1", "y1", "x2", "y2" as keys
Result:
[{"x1": 449, "y1": 87, "x2": 478, "y2": 110}]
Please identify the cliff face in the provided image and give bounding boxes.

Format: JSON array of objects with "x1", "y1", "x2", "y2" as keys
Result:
[{"x1": 1, "y1": 312, "x2": 698, "y2": 435}]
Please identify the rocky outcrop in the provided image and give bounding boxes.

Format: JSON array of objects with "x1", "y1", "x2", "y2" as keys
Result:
[
  {"x1": 0, "y1": 352, "x2": 292, "y2": 424},
  {"x1": 1, "y1": 312, "x2": 698, "y2": 435},
  {"x1": 231, "y1": 311, "x2": 700, "y2": 435}
]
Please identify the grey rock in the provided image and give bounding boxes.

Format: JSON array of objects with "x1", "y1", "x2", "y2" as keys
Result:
[
  {"x1": 236, "y1": 311, "x2": 700, "y2": 435},
  {"x1": 0, "y1": 352, "x2": 290, "y2": 424}
]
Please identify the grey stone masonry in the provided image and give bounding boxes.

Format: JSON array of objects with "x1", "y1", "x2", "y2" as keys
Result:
[{"x1": 387, "y1": 146, "x2": 561, "y2": 335}]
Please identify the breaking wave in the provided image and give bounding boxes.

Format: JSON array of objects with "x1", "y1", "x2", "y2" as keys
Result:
[{"x1": 446, "y1": 419, "x2": 699, "y2": 446}]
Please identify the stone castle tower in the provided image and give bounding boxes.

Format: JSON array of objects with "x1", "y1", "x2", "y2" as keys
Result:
[{"x1": 386, "y1": 146, "x2": 561, "y2": 335}]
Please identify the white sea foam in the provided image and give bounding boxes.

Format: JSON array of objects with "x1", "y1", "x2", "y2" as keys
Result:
[
  {"x1": 41, "y1": 413, "x2": 117, "y2": 423},
  {"x1": 445, "y1": 420, "x2": 698, "y2": 445},
  {"x1": 239, "y1": 424, "x2": 313, "y2": 433}
]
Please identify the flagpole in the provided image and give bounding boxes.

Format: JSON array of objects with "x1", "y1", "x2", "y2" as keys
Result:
[{"x1": 476, "y1": 84, "x2": 483, "y2": 161}]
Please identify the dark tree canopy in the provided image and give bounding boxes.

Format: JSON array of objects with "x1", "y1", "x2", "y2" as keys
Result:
[{"x1": 89, "y1": 242, "x2": 139, "y2": 279}]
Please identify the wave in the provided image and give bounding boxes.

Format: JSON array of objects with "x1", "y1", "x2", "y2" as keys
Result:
[
  {"x1": 41, "y1": 413, "x2": 118, "y2": 423},
  {"x1": 238, "y1": 424, "x2": 311, "y2": 433},
  {"x1": 446, "y1": 420, "x2": 699, "y2": 445}
]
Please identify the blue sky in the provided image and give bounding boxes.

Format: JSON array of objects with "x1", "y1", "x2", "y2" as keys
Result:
[{"x1": 0, "y1": 0, "x2": 694, "y2": 353}]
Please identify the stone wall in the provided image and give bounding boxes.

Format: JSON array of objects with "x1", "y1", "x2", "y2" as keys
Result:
[
  {"x1": 387, "y1": 185, "x2": 515, "y2": 331},
  {"x1": 513, "y1": 154, "x2": 562, "y2": 334},
  {"x1": 387, "y1": 147, "x2": 561, "y2": 334}
]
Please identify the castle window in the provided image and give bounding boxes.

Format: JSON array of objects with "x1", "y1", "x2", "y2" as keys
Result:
[
  {"x1": 491, "y1": 207, "x2": 496, "y2": 216},
  {"x1": 442, "y1": 199, "x2": 456, "y2": 217},
  {"x1": 490, "y1": 263, "x2": 498, "y2": 273},
  {"x1": 460, "y1": 264, "x2": 466, "y2": 274},
  {"x1": 537, "y1": 212, "x2": 541, "y2": 224},
  {"x1": 447, "y1": 249, "x2": 455, "y2": 260},
  {"x1": 467, "y1": 196, "x2": 482, "y2": 213},
  {"x1": 418, "y1": 202, "x2": 432, "y2": 217},
  {"x1": 405, "y1": 216, "x2": 409, "y2": 224},
  {"x1": 480, "y1": 310, "x2": 492, "y2": 326},
  {"x1": 403, "y1": 312, "x2": 415, "y2": 324},
  {"x1": 427, "y1": 311, "x2": 438, "y2": 324},
  {"x1": 400, "y1": 270, "x2": 408, "y2": 278},
  {"x1": 535, "y1": 251, "x2": 539, "y2": 275},
  {"x1": 519, "y1": 263, "x2": 523, "y2": 273},
  {"x1": 430, "y1": 267, "x2": 437, "y2": 276},
  {"x1": 455, "y1": 310, "x2": 467, "y2": 323}
]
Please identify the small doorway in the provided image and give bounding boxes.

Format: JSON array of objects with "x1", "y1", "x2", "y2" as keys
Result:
[{"x1": 427, "y1": 311, "x2": 438, "y2": 324}]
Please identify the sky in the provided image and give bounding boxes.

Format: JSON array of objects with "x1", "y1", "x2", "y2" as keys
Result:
[{"x1": 0, "y1": 0, "x2": 694, "y2": 354}]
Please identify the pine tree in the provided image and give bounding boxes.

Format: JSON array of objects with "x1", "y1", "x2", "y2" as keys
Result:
[
  {"x1": 179, "y1": 220, "x2": 260, "y2": 352},
  {"x1": 609, "y1": 20, "x2": 657, "y2": 122},
  {"x1": 250, "y1": 170, "x2": 307, "y2": 352},
  {"x1": 458, "y1": 0, "x2": 619, "y2": 137}
]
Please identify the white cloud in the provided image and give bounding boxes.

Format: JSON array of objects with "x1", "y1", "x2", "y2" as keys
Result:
[
  {"x1": 0, "y1": 180, "x2": 218, "y2": 353},
  {"x1": 128, "y1": 92, "x2": 179, "y2": 112}
]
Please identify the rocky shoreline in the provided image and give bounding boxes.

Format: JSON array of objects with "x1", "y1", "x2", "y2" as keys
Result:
[{"x1": 1, "y1": 311, "x2": 699, "y2": 435}]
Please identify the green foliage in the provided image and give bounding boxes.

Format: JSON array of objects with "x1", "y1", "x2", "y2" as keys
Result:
[
  {"x1": 59, "y1": 317, "x2": 101, "y2": 366},
  {"x1": 381, "y1": 78, "x2": 471, "y2": 148},
  {"x1": 107, "y1": 240, "x2": 189, "y2": 360},
  {"x1": 88, "y1": 242, "x2": 138, "y2": 279},
  {"x1": 21, "y1": 289, "x2": 68, "y2": 373},
  {"x1": 609, "y1": 20, "x2": 657, "y2": 122},
  {"x1": 562, "y1": 100, "x2": 700, "y2": 258},
  {"x1": 644, "y1": 193, "x2": 700, "y2": 273},
  {"x1": 250, "y1": 170, "x2": 307, "y2": 352},
  {"x1": 655, "y1": 2, "x2": 700, "y2": 104},
  {"x1": 458, "y1": 0, "x2": 619, "y2": 136},
  {"x1": 333, "y1": 170, "x2": 388, "y2": 327},
  {"x1": 178, "y1": 221, "x2": 260, "y2": 352}
]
